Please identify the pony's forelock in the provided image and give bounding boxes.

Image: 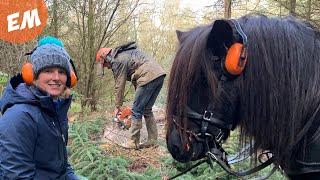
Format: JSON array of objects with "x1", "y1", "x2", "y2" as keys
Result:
[{"x1": 166, "y1": 25, "x2": 218, "y2": 143}]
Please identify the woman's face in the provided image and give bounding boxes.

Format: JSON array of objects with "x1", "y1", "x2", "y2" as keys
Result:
[{"x1": 34, "y1": 67, "x2": 67, "y2": 98}]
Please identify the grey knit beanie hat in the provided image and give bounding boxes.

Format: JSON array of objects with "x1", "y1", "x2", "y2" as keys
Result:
[{"x1": 30, "y1": 43, "x2": 71, "y2": 77}]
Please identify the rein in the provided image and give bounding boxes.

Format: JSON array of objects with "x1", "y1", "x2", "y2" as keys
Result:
[{"x1": 169, "y1": 107, "x2": 276, "y2": 180}]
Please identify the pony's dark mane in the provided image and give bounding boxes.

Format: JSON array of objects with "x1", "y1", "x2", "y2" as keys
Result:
[
  {"x1": 167, "y1": 14, "x2": 320, "y2": 167},
  {"x1": 238, "y1": 15, "x2": 320, "y2": 166}
]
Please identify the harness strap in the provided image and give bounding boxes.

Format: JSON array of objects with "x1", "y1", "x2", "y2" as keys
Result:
[
  {"x1": 228, "y1": 142, "x2": 253, "y2": 164},
  {"x1": 176, "y1": 106, "x2": 275, "y2": 179},
  {"x1": 186, "y1": 106, "x2": 233, "y2": 130},
  {"x1": 207, "y1": 151, "x2": 275, "y2": 177},
  {"x1": 169, "y1": 151, "x2": 275, "y2": 180},
  {"x1": 201, "y1": 121, "x2": 209, "y2": 138}
]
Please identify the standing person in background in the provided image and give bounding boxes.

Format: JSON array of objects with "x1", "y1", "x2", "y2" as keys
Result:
[
  {"x1": 0, "y1": 36, "x2": 78, "y2": 179},
  {"x1": 96, "y1": 42, "x2": 166, "y2": 149}
]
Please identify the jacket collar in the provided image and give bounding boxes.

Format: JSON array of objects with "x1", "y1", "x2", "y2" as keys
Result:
[{"x1": 0, "y1": 76, "x2": 71, "y2": 115}]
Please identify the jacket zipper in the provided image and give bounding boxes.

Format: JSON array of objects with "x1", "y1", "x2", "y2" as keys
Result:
[{"x1": 52, "y1": 119, "x2": 66, "y2": 172}]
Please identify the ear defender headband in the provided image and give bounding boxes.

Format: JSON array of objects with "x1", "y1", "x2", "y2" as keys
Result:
[
  {"x1": 223, "y1": 19, "x2": 248, "y2": 77},
  {"x1": 68, "y1": 59, "x2": 78, "y2": 88},
  {"x1": 21, "y1": 47, "x2": 78, "y2": 88}
]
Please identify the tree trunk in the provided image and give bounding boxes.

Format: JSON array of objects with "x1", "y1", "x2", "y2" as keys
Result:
[
  {"x1": 52, "y1": 0, "x2": 58, "y2": 37},
  {"x1": 224, "y1": 0, "x2": 231, "y2": 18},
  {"x1": 289, "y1": 0, "x2": 296, "y2": 15},
  {"x1": 84, "y1": 0, "x2": 97, "y2": 111},
  {"x1": 306, "y1": 0, "x2": 312, "y2": 20},
  {"x1": 74, "y1": 0, "x2": 140, "y2": 111}
]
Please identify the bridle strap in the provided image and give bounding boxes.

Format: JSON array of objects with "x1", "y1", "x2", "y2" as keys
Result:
[
  {"x1": 207, "y1": 150, "x2": 275, "y2": 177},
  {"x1": 228, "y1": 142, "x2": 253, "y2": 164},
  {"x1": 186, "y1": 106, "x2": 233, "y2": 130},
  {"x1": 201, "y1": 121, "x2": 209, "y2": 138},
  {"x1": 169, "y1": 143, "x2": 276, "y2": 180},
  {"x1": 171, "y1": 106, "x2": 276, "y2": 179}
]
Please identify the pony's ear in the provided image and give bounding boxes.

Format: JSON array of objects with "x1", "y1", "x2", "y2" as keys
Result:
[
  {"x1": 207, "y1": 20, "x2": 233, "y2": 56},
  {"x1": 176, "y1": 30, "x2": 185, "y2": 43}
]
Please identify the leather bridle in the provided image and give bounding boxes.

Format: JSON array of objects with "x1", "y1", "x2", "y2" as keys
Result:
[
  {"x1": 173, "y1": 106, "x2": 231, "y2": 153},
  {"x1": 170, "y1": 106, "x2": 276, "y2": 180}
]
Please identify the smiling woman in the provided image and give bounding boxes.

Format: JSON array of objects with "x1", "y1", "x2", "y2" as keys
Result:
[
  {"x1": 0, "y1": 36, "x2": 79, "y2": 179},
  {"x1": 35, "y1": 67, "x2": 68, "y2": 98}
]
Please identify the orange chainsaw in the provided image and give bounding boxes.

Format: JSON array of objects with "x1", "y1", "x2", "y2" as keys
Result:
[{"x1": 112, "y1": 107, "x2": 132, "y2": 130}]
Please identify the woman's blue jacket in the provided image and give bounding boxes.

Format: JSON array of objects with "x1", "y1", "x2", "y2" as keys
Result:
[{"x1": 0, "y1": 76, "x2": 78, "y2": 179}]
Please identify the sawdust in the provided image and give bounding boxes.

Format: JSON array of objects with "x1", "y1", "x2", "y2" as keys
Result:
[{"x1": 100, "y1": 107, "x2": 168, "y2": 172}]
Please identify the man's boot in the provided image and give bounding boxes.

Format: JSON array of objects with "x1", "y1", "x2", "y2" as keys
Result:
[
  {"x1": 141, "y1": 115, "x2": 158, "y2": 148},
  {"x1": 127, "y1": 119, "x2": 142, "y2": 149}
]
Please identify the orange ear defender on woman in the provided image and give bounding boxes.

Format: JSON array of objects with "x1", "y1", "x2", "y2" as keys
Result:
[
  {"x1": 21, "y1": 61, "x2": 78, "y2": 88},
  {"x1": 68, "y1": 58, "x2": 78, "y2": 88},
  {"x1": 21, "y1": 43, "x2": 78, "y2": 88},
  {"x1": 21, "y1": 61, "x2": 34, "y2": 85}
]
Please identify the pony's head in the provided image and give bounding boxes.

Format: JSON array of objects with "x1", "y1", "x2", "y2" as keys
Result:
[
  {"x1": 165, "y1": 19, "x2": 244, "y2": 162},
  {"x1": 166, "y1": 14, "x2": 320, "y2": 169}
]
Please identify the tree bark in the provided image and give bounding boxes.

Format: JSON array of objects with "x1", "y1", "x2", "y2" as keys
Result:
[
  {"x1": 289, "y1": 0, "x2": 296, "y2": 15},
  {"x1": 306, "y1": 0, "x2": 312, "y2": 20},
  {"x1": 224, "y1": 0, "x2": 231, "y2": 18},
  {"x1": 52, "y1": 0, "x2": 58, "y2": 37}
]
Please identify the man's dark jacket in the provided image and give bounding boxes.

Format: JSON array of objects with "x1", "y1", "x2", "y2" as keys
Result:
[{"x1": 109, "y1": 43, "x2": 166, "y2": 108}]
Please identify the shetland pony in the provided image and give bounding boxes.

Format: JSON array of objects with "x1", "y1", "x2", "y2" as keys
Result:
[{"x1": 166, "y1": 14, "x2": 320, "y2": 178}]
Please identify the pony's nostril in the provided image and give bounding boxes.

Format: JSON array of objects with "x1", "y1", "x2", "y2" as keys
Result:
[
  {"x1": 167, "y1": 127, "x2": 193, "y2": 162},
  {"x1": 167, "y1": 141, "x2": 188, "y2": 162}
]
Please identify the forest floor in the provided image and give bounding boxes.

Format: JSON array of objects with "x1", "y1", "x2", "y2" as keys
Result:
[
  {"x1": 98, "y1": 106, "x2": 170, "y2": 174},
  {"x1": 68, "y1": 106, "x2": 286, "y2": 179}
]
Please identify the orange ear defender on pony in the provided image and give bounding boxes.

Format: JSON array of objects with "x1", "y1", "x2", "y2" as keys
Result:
[
  {"x1": 21, "y1": 39, "x2": 78, "y2": 88},
  {"x1": 224, "y1": 19, "x2": 248, "y2": 76}
]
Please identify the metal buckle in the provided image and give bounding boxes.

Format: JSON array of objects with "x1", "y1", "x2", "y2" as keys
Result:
[
  {"x1": 195, "y1": 132, "x2": 214, "y2": 142},
  {"x1": 215, "y1": 129, "x2": 223, "y2": 143},
  {"x1": 203, "y1": 111, "x2": 213, "y2": 121}
]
